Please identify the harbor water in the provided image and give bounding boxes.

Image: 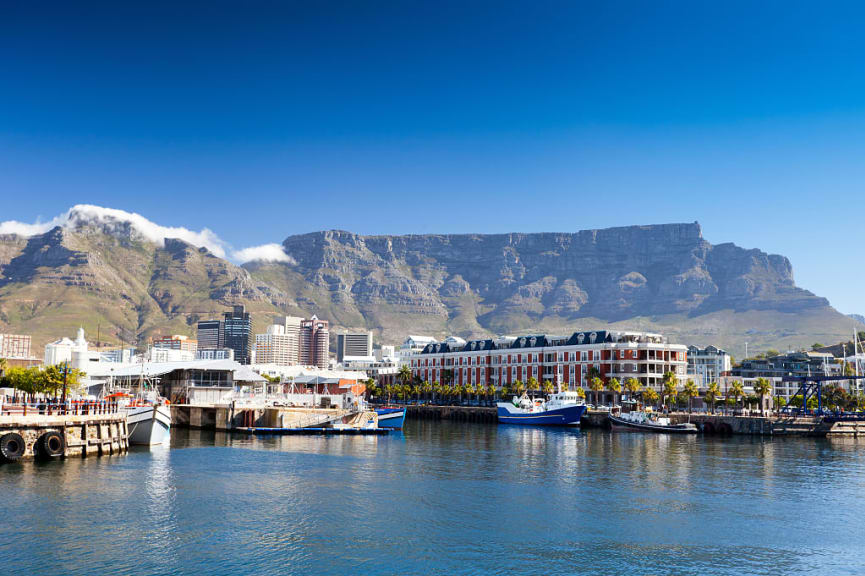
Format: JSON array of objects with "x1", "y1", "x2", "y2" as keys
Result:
[{"x1": 2, "y1": 421, "x2": 865, "y2": 575}]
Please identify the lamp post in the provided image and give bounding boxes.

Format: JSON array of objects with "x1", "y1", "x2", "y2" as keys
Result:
[{"x1": 61, "y1": 360, "x2": 69, "y2": 406}]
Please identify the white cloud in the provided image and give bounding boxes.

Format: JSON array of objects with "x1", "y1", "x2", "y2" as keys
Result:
[{"x1": 232, "y1": 243, "x2": 295, "y2": 264}]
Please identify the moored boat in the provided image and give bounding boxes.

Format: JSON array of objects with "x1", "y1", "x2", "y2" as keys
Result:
[
  {"x1": 496, "y1": 390, "x2": 586, "y2": 426},
  {"x1": 374, "y1": 407, "x2": 406, "y2": 429},
  {"x1": 126, "y1": 403, "x2": 172, "y2": 445},
  {"x1": 609, "y1": 411, "x2": 697, "y2": 434}
]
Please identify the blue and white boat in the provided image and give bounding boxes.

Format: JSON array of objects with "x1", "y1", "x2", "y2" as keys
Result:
[
  {"x1": 496, "y1": 390, "x2": 586, "y2": 426},
  {"x1": 375, "y1": 407, "x2": 406, "y2": 429}
]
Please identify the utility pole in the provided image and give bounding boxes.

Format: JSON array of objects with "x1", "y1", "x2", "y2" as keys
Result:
[{"x1": 61, "y1": 360, "x2": 69, "y2": 405}]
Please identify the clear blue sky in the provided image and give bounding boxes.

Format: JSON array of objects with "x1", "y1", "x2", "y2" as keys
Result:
[{"x1": 2, "y1": 1, "x2": 865, "y2": 313}]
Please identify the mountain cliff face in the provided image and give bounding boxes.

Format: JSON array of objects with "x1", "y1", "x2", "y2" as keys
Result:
[
  {"x1": 0, "y1": 221, "x2": 285, "y2": 349},
  {"x1": 0, "y1": 216, "x2": 855, "y2": 357},
  {"x1": 245, "y1": 223, "x2": 851, "y2": 355}
]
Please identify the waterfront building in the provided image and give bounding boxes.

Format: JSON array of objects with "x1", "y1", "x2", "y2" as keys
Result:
[
  {"x1": 686, "y1": 345, "x2": 732, "y2": 386},
  {"x1": 398, "y1": 335, "x2": 437, "y2": 364},
  {"x1": 196, "y1": 320, "x2": 224, "y2": 350},
  {"x1": 223, "y1": 305, "x2": 253, "y2": 364},
  {"x1": 411, "y1": 330, "x2": 687, "y2": 393},
  {"x1": 0, "y1": 333, "x2": 32, "y2": 359},
  {"x1": 732, "y1": 351, "x2": 841, "y2": 380},
  {"x1": 271, "y1": 315, "x2": 303, "y2": 363},
  {"x1": 255, "y1": 324, "x2": 297, "y2": 366},
  {"x1": 98, "y1": 346, "x2": 136, "y2": 364},
  {"x1": 336, "y1": 331, "x2": 373, "y2": 362},
  {"x1": 300, "y1": 315, "x2": 329, "y2": 369},
  {"x1": 195, "y1": 348, "x2": 235, "y2": 361},
  {"x1": 146, "y1": 347, "x2": 195, "y2": 363},
  {"x1": 377, "y1": 345, "x2": 397, "y2": 363},
  {"x1": 152, "y1": 334, "x2": 198, "y2": 353}
]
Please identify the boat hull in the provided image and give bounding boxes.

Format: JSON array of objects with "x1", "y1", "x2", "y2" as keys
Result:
[
  {"x1": 375, "y1": 408, "x2": 406, "y2": 429},
  {"x1": 609, "y1": 414, "x2": 698, "y2": 434},
  {"x1": 496, "y1": 403, "x2": 586, "y2": 426},
  {"x1": 126, "y1": 405, "x2": 172, "y2": 445}
]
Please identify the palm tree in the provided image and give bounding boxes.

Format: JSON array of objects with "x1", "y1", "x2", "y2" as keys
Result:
[
  {"x1": 607, "y1": 377, "x2": 622, "y2": 408},
  {"x1": 575, "y1": 387, "x2": 586, "y2": 402},
  {"x1": 398, "y1": 364, "x2": 412, "y2": 390},
  {"x1": 542, "y1": 380, "x2": 554, "y2": 396},
  {"x1": 422, "y1": 381, "x2": 432, "y2": 403},
  {"x1": 513, "y1": 380, "x2": 526, "y2": 396},
  {"x1": 589, "y1": 377, "x2": 604, "y2": 407},
  {"x1": 662, "y1": 371, "x2": 679, "y2": 412},
  {"x1": 705, "y1": 382, "x2": 720, "y2": 414},
  {"x1": 527, "y1": 377, "x2": 539, "y2": 395},
  {"x1": 729, "y1": 381, "x2": 745, "y2": 414},
  {"x1": 682, "y1": 379, "x2": 698, "y2": 414},
  {"x1": 384, "y1": 383, "x2": 394, "y2": 403},
  {"x1": 753, "y1": 377, "x2": 772, "y2": 416},
  {"x1": 486, "y1": 383, "x2": 497, "y2": 405},
  {"x1": 642, "y1": 387, "x2": 659, "y2": 409},
  {"x1": 624, "y1": 377, "x2": 641, "y2": 404}
]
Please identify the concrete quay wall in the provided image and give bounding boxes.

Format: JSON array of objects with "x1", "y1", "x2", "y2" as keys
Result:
[{"x1": 0, "y1": 413, "x2": 128, "y2": 460}]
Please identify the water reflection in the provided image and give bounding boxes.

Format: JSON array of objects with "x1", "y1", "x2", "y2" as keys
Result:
[{"x1": 2, "y1": 422, "x2": 865, "y2": 575}]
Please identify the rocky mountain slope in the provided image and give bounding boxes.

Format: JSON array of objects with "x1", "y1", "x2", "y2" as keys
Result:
[
  {"x1": 0, "y1": 219, "x2": 287, "y2": 349},
  {"x1": 0, "y1": 212, "x2": 857, "y2": 358},
  {"x1": 247, "y1": 223, "x2": 856, "y2": 356}
]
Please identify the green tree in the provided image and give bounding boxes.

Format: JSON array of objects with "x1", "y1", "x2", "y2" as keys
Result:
[
  {"x1": 542, "y1": 380, "x2": 554, "y2": 396},
  {"x1": 662, "y1": 371, "x2": 679, "y2": 411},
  {"x1": 422, "y1": 380, "x2": 432, "y2": 403},
  {"x1": 398, "y1": 364, "x2": 413, "y2": 389},
  {"x1": 589, "y1": 377, "x2": 604, "y2": 407},
  {"x1": 0, "y1": 357, "x2": 7, "y2": 377},
  {"x1": 753, "y1": 377, "x2": 773, "y2": 416},
  {"x1": 527, "y1": 377, "x2": 539, "y2": 394},
  {"x1": 575, "y1": 387, "x2": 586, "y2": 401},
  {"x1": 486, "y1": 383, "x2": 497, "y2": 404},
  {"x1": 682, "y1": 379, "x2": 698, "y2": 414},
  {"x1": 812, "y1": 342, "x2": 824, "y2": 351},
  {"x1": 513, "y1": 380, "x2": 526, "y2": 396},
  {"x1": 704, "y1": 382, "x2": 720, "y2": 414},
  {"x1": 766, "y1": 349, "x2": 780, "y2": 358},
  {"x1": 607, "y1": 377, "x2": 622, "y2": 407},
  {"x1": 624, "y1": 377, "x2": 641, "y2": 402},
  {"x1": 729, "y1": 381, "x2": 745, "y2": 413},
  {"x1": 642, "y1": 387, "x2": 659, "y2": 408}
]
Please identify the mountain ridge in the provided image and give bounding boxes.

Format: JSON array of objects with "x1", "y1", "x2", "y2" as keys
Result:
[{"x1": 0, "y1": 214, "x2": 857, "y2": 358}]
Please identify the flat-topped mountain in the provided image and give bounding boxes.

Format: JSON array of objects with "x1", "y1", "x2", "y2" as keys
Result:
[
  {"x1": 247, "y1": 223, "x2": 854, "y2": 356},
  {"x1": 0, "y1": 210, "x2": 856, "y2": 357}
]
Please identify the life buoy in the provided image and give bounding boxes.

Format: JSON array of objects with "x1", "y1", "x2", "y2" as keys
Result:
[
  {"x1": 36, "y1": 431, "x2": 65, "y2": 459},
  {"x1": 0, "y1": 432, "x2": 26, "y2": 462}
]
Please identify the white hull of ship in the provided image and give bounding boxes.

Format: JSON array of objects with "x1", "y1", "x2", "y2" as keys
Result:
[{"x1": 126, "y1": 405, "x2": 172, "y2": 445}]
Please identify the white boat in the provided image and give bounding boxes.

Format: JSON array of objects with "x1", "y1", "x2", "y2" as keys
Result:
[
  {"x1": 126, "y1": 403, "x2": 172, "y2": 445},
  {"x1": 609, "y1": 410, "x2": 698, "y2": 434},
  {"x1": 496, "y1": 390, "x2": 587, "y2": 426}
]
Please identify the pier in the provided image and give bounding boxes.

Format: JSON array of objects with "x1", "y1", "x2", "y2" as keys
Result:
[{"x1": 0, "y1": 403, "x2": 128, "y2": 461}]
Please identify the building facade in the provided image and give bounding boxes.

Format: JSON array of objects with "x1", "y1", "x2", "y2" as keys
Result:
[
  {"x1": 0, "y1": 333, "x2": 32, "y2": 359},
  {"x1": 255, "y1": 324, "x2": 296, "y2": 366},
  {"x1": 686, "y1": 345, "x2": 732, "y2": 386},
  {"x1": 272, "y1": 315, "x2": 303, "y2": 363},
  {"x1": 300, "y1": 315, "x2": 329, "y2": 369},
  {"x1": 195, "y1": 348, "x2": 235, "y2": 361},
  {"x1": 223, "y1": 306, "x2": 253, "y2": 364},
  {"x1": 411, "y1": 330, "x2": 687, "y2": 392},
  {"x1": 336, "y1": 331, "x2": 373, "y2": 362},
  {"x1": 152, "y1": 335, "x2": 198, "y2": 353},
  {"x1": 732, "y1": 351, "x2": 841, "y2": 380},
  {"x1": 196, "y1": 320, "x2": 224, "y2": 350}
]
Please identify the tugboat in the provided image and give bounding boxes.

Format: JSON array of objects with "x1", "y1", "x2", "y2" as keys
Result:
[
  {"x1": 496, "y1": 389, "x2": 586, "y2": 426},
  {"x1": 609, "y1": 410, "x2": 698, "y2": 434}
]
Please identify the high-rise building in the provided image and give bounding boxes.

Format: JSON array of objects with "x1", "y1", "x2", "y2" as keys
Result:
[
  {"x1": 152, "y1": 335, "x2": 198, "y2": 353},
  {"x1": 300, "y1": 315, "x2": 329, "y2": 369},
  {"x1": 255, "y1": 324, "x2": 297, "y2": 366},
  {"x1": 223, "y1": 305, "x2": 253, "y2": 364},
  {"x1": 197, "y1": 320, "x2": 224, "y2": 350},
  {"x1": 336, "y1": 331, "x2": 373, "y2": 362},
  {"x1": 271, "y1": 315, "x2": 303, "y2": 363},
  {"x1": 0, "y1": 333, "x2": 32, "y2": 359}
]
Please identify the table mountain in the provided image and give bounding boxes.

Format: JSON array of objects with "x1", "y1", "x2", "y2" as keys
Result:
[
  {"x1": 0, "y1": 214, "x2": 856, "y2": 358},
  {"x1": 246, "y1": 222, "x2": 856, "y2": 357}
]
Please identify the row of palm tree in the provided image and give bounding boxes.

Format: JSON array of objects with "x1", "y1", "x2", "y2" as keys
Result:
[{"x1": 367, "y1": 367, "x2": 775, "y2": 415}]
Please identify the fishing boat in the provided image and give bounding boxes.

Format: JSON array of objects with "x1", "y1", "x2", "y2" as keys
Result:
[
  {"x1": 496, "y1": 390, "x2": 586, "y2": 426},
  {"x1": 609, "y1": 410, "x2": 698, "y2": 434},
  {"x1": 105, "y1": 391, "x2": 172, "y2": 445},
  {"x1": 374, "y1": 407, "x2": 406, "y2": 429}
]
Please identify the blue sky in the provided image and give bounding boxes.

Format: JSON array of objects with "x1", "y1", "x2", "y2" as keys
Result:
[{"x1": 1, "y1": 1, "x2": 865, "y2": 313}]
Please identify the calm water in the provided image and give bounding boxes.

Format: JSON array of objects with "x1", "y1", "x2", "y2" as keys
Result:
[{"x1": 2, "y1": 422, "x2": 865, "y2": 575}]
